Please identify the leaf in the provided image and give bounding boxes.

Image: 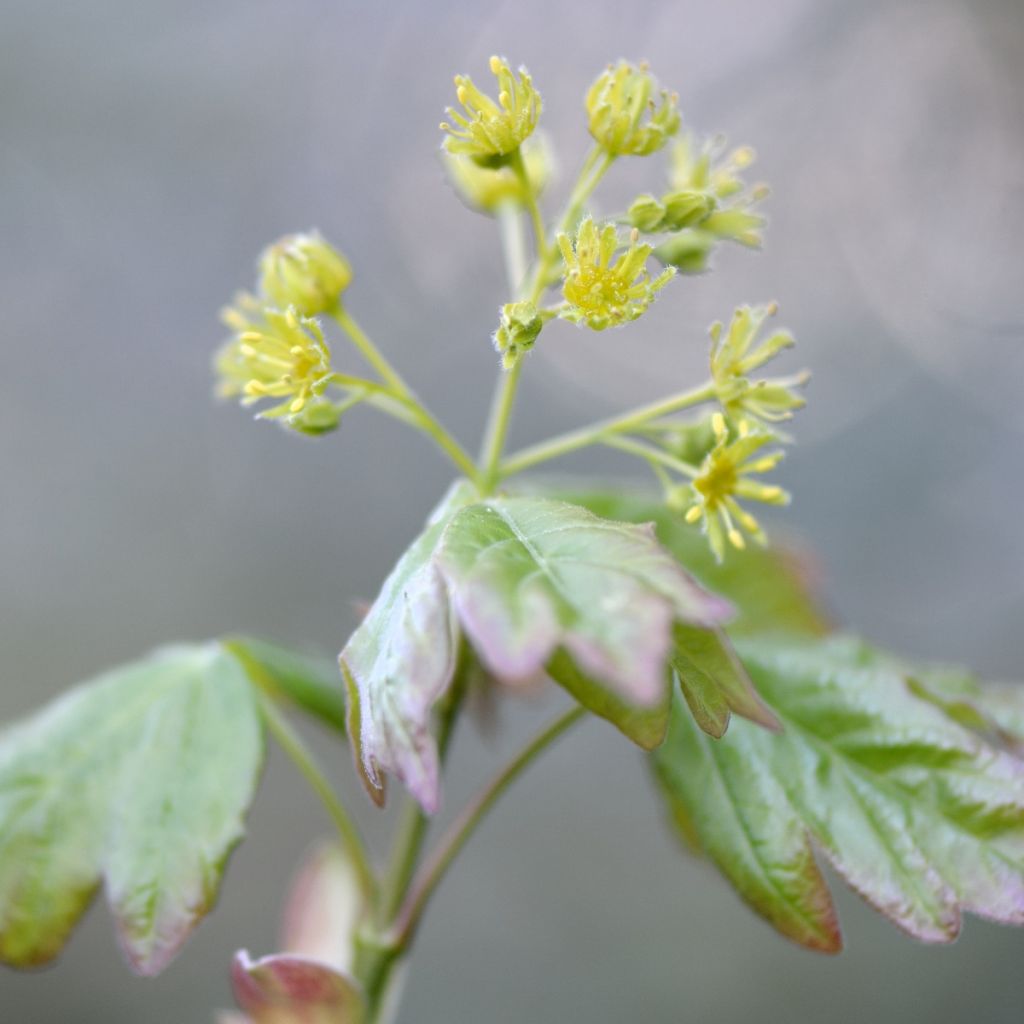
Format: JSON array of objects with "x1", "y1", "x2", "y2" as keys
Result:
[
  {"x1": 436, "y1": 497, "x2": 731, "y2": 723},
  {"x1": 544, "y1": 486, "x2": 831, "y2": 637},
  {"x1": 227, "y1": 636, "x2": 346, "y2": 733},
  {"x1": 546, "y1": 649, "x2": 670, "y2": 750},
  {"x1": 652, "y1": 636, "x2": 1024, "y2": 951},
  {"x1": 231, "y1": 951, "x2": 365, "y2": 1024},
  {"x1": 0, "y1": 643, "x2": 264, "y2": 974},
  {"x1": 340, "y1": 481, "x2": 476, "y2": 813},
  {"x1": 672, "y1": 624, "x2": 779, "y2": 737}
]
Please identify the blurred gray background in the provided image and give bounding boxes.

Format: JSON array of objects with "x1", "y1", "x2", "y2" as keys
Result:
[{"x1": 2, "y1": 0, "x2": 1023, "y2": 1021}]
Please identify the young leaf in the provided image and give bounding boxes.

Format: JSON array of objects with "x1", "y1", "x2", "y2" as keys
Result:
[
  {"x1": 672, "y1": 624, "x2": 779, "y2": 737},
  {"x1": 652, "y1": 636, "x2": 1024, "y2": 950},
  {"x1": 0, "y1": 644, "x2": 263, "y2": 974},
  {"x1": 436, "y1": 496, "x2": 731, "y2": 715},
  {"x1": 230, "y1": 951, "x2": 365, "y2": 1024},
  {"x1": 545, "y1": 486, "x2": 831, "y2": 637},
  {"x1": 340, "y1": 481, "x2": 476, "y2": 813},
  {"x1": 227, "y1": 636, "x2": 347, "y2": 733}
]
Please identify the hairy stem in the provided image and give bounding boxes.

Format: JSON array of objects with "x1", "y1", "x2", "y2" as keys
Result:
[
  {"x1": 392, "y1": 705, "x2": 587, "y2": 947},
  {"x1": 601, "y1": 434, "x2": 699, "y2": 478},
  {"x1": 499, "y1": 381, "x2": 715, "y2": 479}
]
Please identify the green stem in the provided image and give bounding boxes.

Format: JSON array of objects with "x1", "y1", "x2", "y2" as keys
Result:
[
  {"x1": 326, "y1": 375, "x2": 480, "y2": 485},
  {"x1": 392, "y1": 705, "x2": 587, "y2": 948},
  {"x1": 356, "y1": 658, "x2": 470, "y2": 1020},
  {"x1": 255, "y1": 690, "x2": 378, "y2": 905},
  {"x1": 499, "y1": 381, "x2": 715, "y2": 479},
  {"x1": 509, "y1": 149, "x2": 547, "y2": 264},
  {"x1": 332, "y1": 307, "x2": 411, "y2": 397},
  {"x1": 478, "y1": 147, "x2": 617, "y2": 493},
  {"x1": 479, "y1": 358, "x2": 524, "y2": 493},
  {"x1": 601, "y1": 434, "x2": 699, "y2": 478},
  {"x1": 496, "y1": 201, "x2": 529, "y2": 297}
]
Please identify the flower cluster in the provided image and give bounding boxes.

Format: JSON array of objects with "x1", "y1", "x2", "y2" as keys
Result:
[
  {"x1": 586, "y1": 61, "x2": 680, "y2": 157},
  {"x1": 669, "y1": 414, "x2": 789, "y2": 560},
  {"x1": 441, "y1": 56, "x2": 541, "y2": 165},
  {"x1": 646, "y1": 133, "x2": 768, "y2": 273},
  {"x1": 558, "y1": 218, "x2": 674, "y2": 331},
  {"x1": 216, "y1": 301, "x2": 338, "y2": 433},
  {"x1": 710, "y1": 304, "x2": 809, "y2": 432},
  {"x1": 259, "y1": 232, "x2": 352, "y2": 317}
]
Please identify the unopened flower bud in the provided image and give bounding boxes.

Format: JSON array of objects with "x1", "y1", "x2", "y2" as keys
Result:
[
  {"x1": 259, "y1": 232, "x2": 352, "y2": 317},
  {"x1": 493, "y1": 301, "x2": 546, "y2": 370},
  {"x1": 445, "y1": 135, "x2": 552, "y2": 215}
]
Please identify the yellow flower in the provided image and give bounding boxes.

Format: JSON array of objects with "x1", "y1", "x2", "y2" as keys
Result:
[
  {"x1": 444, "y1": 135, "x2": 552, "y2": 215},
  {"x1": 258, "y1": 231, "x2": 352, "y2": 318},
  {"x1": 558, "y1": 218, "x2": 674, "y2": 331},
  {"x1": 710, "y1": 304, "x2": 809, "y2": 431},
  {"x1": 585, "y1": 61, "x2": 680, "y2": 157},
  {"x1": 216, "y1": 299, "x2": 338, "y2": 432},
  {"x1": 679, "y1": 414, "x2": 789, "y2": 561},
  {"x1": 441, "y1": 56, "x2": 541, "y2": 165}
]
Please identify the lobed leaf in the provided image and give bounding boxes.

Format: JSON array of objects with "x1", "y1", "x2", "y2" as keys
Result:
[
  {"x1": 340, "y1": 481, "x2": 476, "y2": 813},
  {"x1": 653, "y1": 636, "x2": 1024, "y2": 950},
  {"x1": 436, "y1": 496, "x2": 731, "y2": 735},
  {"x1": 546, "y1": 486, "x2": 831, "y2": 637},
  {"x1": 0, "y1": 644, "x2": 264, "y2": 974}
]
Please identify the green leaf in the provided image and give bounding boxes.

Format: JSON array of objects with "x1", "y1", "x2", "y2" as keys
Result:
[
  {"x1": 672, "y1": 624, "x2": 779, "y2": 737},
  {"x1": 340, "y1": 481, "x2": 476, "y2": 814},
  {"x1": 0, "y1": 644, "x2": 264, "y2": 974},
  {"x1": 652, "y1": 636, "x2": 1024, "y2": 951},
  {"x1": 545, "y1": 486, "x2": 831, "y2": 638},
  {"x1": 231, "y1": 951, "x2": 365, "y2": 1024},
  {"x1": 226, "y1": 636, "x2": 346, "y2": 733},
  {"x1": 546, "y1": 649, "x2": 670, "y2": 750},
  {"x1": 436, "y1": 497, "x2": 731, "y2": 742}
]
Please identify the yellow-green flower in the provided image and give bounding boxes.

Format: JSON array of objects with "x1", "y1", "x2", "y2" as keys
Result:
[
  {"x1": 654, "y1": 133, "x2": 768, "y2": 271},
  {"x1": 444, "y1": 135, "x2": 552, "y2": 215},
  {"x1": 585, "y1": 61, "x2": 680, "y2": 157},
  {"x1": 558, "y1": 218, "x2": 674, "y2": 331},
  {"x1": 677, "y1": 413, "x2": 789, "y2": 561},
  {"x1": 216, "y1": 299, "x2": 338, "y2": 432},
  {"x1": 710, "y1": 304, "x2": 809, "y2": 431},
  {"x1": 441, "y1": 56, "x2": 541, "y2": 165},
  {"x1": 258, "y1": 232, "x2": 352, "y2": 317}
]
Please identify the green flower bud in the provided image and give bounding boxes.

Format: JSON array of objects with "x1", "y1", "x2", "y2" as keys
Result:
[
  {"x1": 585, "y1": 61, "x2": 680, "y2": 157},
  {"x1": 558, "y1": 218, "x2": 674, "y2": 331},
  {"x1": 652, "y1": 134, "x2": 768, "y2": 272},
  {"x1": 445, "y1": 135, "x2": 552, "y2": 215},
  {"x1": 441, "y1": 56, "x2": 542, "y2": 166},
  {"x1": 259, "y1": 232, "x2": 352, "y2": 317},
  {"x1": 627, "y1": 189, "x2": 715, "y2": 233},
  {"x1": 493, "y1": 301, "x2": 547, "y2": 370}
]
